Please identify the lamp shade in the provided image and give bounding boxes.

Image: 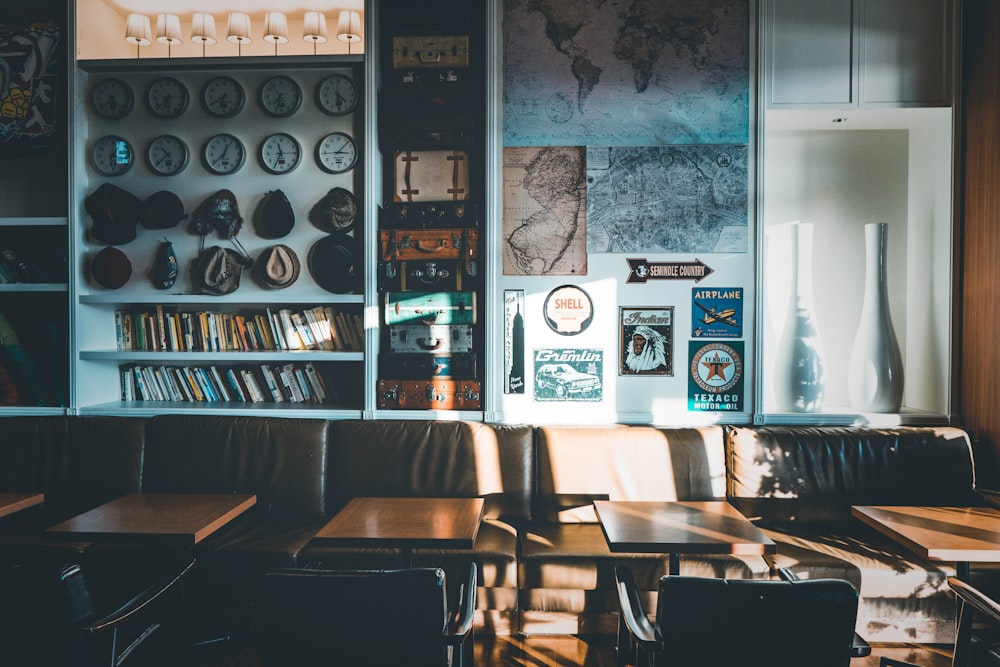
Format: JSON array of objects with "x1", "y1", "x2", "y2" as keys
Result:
[
  {"x1": 191, "y1": 12, "x2": 217, "y2": 46},
  {"x1": 263, "y1": 12, "x2": 289, "y2": 45},
  {"x1": 156, "y1": 13, "x2": 182, "y2": 46},
  {"x1": 125, "y1": 13, "x2": 152, "y2": 46},
  {"x1": 227, "y1": 12, "x2": 252, "y2": 45},
  {"x1": 302, "y1": 11, "x2": 328, "y2": 44},
  {"x1": 336, "y1": 10, "x2": 362, "y2": 43}
]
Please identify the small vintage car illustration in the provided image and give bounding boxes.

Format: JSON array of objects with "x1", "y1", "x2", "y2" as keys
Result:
[{"x1": 534, "y1": 363, "x2": 601, "y2": 397}]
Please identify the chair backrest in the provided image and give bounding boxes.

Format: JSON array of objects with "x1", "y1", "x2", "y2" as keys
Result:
[
  {"x1": 258, "y1": 567, "x2": 450, "y2": 666},
  {"x1": 656, "y1": 576, "x2": 859, "y2": 667}
]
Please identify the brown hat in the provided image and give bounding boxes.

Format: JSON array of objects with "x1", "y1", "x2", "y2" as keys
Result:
[
  {"x1": 193, "y1": 246, "x2": 249, "y2": 296},
  {"x1": 253, "y1": 244, "x2": 300, "y2": 289},
  {"x1": 90, "y1": 246, "x2": 132, "y2": 289}
]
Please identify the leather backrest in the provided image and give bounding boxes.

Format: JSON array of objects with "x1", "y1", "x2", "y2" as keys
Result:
[
  {"x1": 726, "y1": 426, "x2": 979, "y2": 525},
  {"x1": 0, "y1": 416, "x2": 66, "y2": 494},
  {"x1": 143, "y1": 415, "x2": 328, "y2": 516},
  {"x1": 327, "y1": 420, "x2": 534, "y2": 522},
  {"x1": 657, "y1": 576, "x2": 858, "y2": 667},
  {"x1": 535, "y1": 426, "x2": 726, "y2": 522},
  {"x1": 258, "y1": 567, "x2": 448, "y2": 666},
  {"x1": 56, "y1": 417, "x2": 144, "y2": 514}
]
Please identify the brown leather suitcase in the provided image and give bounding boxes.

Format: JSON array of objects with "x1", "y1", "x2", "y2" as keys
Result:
[
  {"x1": 392, "y1": 36, "x2": 470, "y2": 69},
  {"x1": 393, "y1": 150, "x2": 470, "y2": 202},
  {"x1": 380, "y1": 228, "x2": 478, "y2": 262},
  {"x1": 377, "y1": 379, "x2": 481, "y2": 410}
]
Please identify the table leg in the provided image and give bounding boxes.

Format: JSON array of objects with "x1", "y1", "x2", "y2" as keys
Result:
[{"x1": 669, "y1": 553, "x2": 679, "y2": 576}]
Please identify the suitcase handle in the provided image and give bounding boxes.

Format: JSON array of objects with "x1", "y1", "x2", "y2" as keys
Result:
[
  {"x1": 412, "y1": 239, "x2": 449, "y2": 253},
  {"x1": 418, "y1": 50, "x2": 443, "y2": 64},
  {"x1": 417, "y1": 337, "x2": 443, "y2": 351}
]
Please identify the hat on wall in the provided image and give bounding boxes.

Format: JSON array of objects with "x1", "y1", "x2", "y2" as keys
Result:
[
  {"x1": 90, "y1": 246, "x2": 132, "y2": 289},
  {"x1": 309, "y1": 232, "x2": 359, "y2": 294},
  {"x1": 151, "y1": 240, "x2": 178, "y2": 290},
  {"x1": 143, "y1": 191, "x2": 188, "y2": 230},
  {"x1": 253, "y1": 244, "x2": 300, "y2": 289},
  {"x1": 310, "y1": 187, "x2": 357, "y2": 233},
  {"x1": 193, "y1": 245, "x2": 250, "y2": 296},
  {"x1": 85, "y1": 183, "x2": 143, "y2": 245},
  {"x1": 258, "y1": 189, "x2": 295, "y2": 239}
]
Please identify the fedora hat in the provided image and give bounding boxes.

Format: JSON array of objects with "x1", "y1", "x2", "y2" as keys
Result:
[
  {"x1": 253, "y1": 244, "x2": 300, "y2": 289},
  {"x1": 309, "y1": 232, "x2": 359, "y2": 294}
]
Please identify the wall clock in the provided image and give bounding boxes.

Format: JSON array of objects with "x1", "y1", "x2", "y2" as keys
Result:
[
  {"x1": 201, "y1": 75, "x2": 245, "y2": 118},
  {"x1": 146, "y1": 134, "x2": 189, "y2": 176},
  {"x1": 258, "y1": 75, "x2": 302, "y2": 117},
  {"x1": 91, "y1": 135, "x2": 134, "y2": 176},
  {"x1": 315, "y1": 73, "x2": 358, "y2": 116},
  {"x1": 202, "y1": 133, "x2": 246, "y2": 175},
  {"x1": 315, "y1": 132, "x2": 358, "y2": 174},
  {"x1": 90, "y1": 78, "x2": 134, "y2": 120},
  {"x1": 145, "y1": 76, "x2": 189, "y2": 119},
  {"x1": 258, "y1": 132, "x2": 302, "y2": 175}
]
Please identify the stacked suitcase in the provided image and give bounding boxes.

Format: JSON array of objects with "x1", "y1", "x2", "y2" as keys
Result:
[{"x1": 376, "y1": 1, "x2": 483, "y2": 410}]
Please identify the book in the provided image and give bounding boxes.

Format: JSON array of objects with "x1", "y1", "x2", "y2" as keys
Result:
[
  {"x1": 260, "y1": 364, "x2": 285, "y2": 402},
  {"x1": 290, "y1": 312, "x2": 318, "y2": 350},
  {"x1": 241, "y1": 369, "x2": 265, "y2": 403},
  {"x1": 159, "y1": 365, "x2": 182, "y2": 401},
  {"x1": 278, "y1": 309, "x2": 303, "y2": 350},
  {"x1": 281, "y1": 363, "x2": 306, "y2": 403},
  {"x1": 182, "y1": 368, "x2": 204, "y2": 401},
  {"x1": 156, "y1": 305, "x2": 168, "y2": 351},
  {"x1": 294, "y1": 366, "x2": 313, "y2": 403},
  {"x1": 209, "y1": 366, "x2": 232, "y2": 402},
  {"x1": 323, "y1": 307, "x2": 342, "y2": 350},
  {"x1": 265, "y1": 308, "x2": 284, "y2": 350},
  {"x1": 143, "y1": 367, "x2": 165, "y2": 401},
  {"x1": 114, "y1": 311, "x2": 125, "y2": 351},
  {"x1": 304, "y1": 362, "x2": 327, "y2": 403},
  {"x1": 172, "y1": 367, "x2": 195, "y2": 401},
  {"x1": 304, "y1": 307, "x2": 335, "y2": 351},
  {"x1": 194, "y1": 367, "x2": 218, "y2": 401}
]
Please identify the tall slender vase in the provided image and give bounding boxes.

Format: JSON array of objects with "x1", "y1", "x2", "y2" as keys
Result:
[
  {"x1": 774, "y1": 222, "x2": 826, "y2": 412},
  {"x1": 848, "y1": 223, "x2": 904, "y2": 412}
]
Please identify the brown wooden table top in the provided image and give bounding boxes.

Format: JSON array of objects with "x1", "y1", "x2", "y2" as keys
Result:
[
  {"x1": 0, "y1": 492, "x2": 44, "y2": 519},
  {"x1": 312, "y1": 497, "x2": 485, "y2": 550},
  {"x1": 852, "y1": 505, "x2": 1000, "y2": 563},
  {"x1": 593, "y1": 500, "x2": 777, "y2": 555},
  {"x1": 45, "y1": 493, "x2": 257, "y2": 547}
]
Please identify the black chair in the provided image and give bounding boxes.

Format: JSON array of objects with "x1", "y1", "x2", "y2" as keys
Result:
[
  {"x1": 0, "y1": 557, "x2": 196, "y2": 667},
  {"x1": 881, "y1": 576, "x2": 1000, "y2": 667},
  {"x1": 256, "y1": 563, "x2": 477, "y2": 667},
  {"x1": 614, "y1": 563, "x2": 861, "y2": 667}
]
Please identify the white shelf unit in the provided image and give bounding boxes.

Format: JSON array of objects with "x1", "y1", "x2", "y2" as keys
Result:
[{"x1": 72, "y1": 55, "x2": 368, "y2": 416}]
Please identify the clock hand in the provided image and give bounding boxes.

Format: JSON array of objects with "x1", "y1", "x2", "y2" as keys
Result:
[{"x1": 213, "y1": 143, "x2": 231, "y2": 165}]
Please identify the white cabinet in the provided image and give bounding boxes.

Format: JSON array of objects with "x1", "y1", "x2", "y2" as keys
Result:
[{"x1": 765, "y1": 0, "x2": 953, "y2": 109}]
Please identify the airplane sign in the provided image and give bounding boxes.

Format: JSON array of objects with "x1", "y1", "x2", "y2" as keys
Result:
[
  {"x1": 695, "y1": 301, "x2": 738, "y2": 328},
  {"x1": 691, "y1": 287, "x2": 743, "y2": 338}
]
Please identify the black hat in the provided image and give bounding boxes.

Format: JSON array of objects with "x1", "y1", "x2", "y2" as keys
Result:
[
  {"x1": 190, "y1": 189, "x2": 243, "y2": 238},
  {"x1": 85, "y1": 183, "x2": 142, "y2": 245},
  {"x1": 143, "y1": 191, "x2": 188, "y2": 230},
  {"x1": 309, "y1": 232, "x2": 359, "y2": 294},
  {"x1": 258, "y1": 189, "x2": 295, "y2": 239},
  {"x1": 151, "y1": 240, "x2": 178, "y2": 290},
  {"x1": 253, "y1": 244, "x2": 300, "y2": 289},
  {"x1": 90, "y1": 246, "x2": 132, "y2": 289},
  {"x1": 310, "y1": 187, "x2": 357, "y2": 233}
]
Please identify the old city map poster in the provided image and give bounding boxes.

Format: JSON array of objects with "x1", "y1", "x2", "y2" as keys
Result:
[{"x1": 503, "y1": 146, "x2": 588, "y2": 276}]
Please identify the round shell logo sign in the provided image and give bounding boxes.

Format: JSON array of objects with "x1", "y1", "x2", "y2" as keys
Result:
[{"x1": 688, "y1": 341, "x2": 744, "y2": 412}]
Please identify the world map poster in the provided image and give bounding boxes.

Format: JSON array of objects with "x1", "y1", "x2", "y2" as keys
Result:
[{"x1": 503, "y1": 0, "x2": 749, "y2": 146}]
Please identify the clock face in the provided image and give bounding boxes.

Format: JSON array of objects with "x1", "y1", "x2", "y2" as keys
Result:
[
  {"x1": 258, "y1": 75, "x2": 302, "y2": 117},
  {"x1": 258, "y1": 132, "x2": 302, "y2": 175},
  {"x1": 201, "y1": 76, "x2": 245, "y2": 118},
  {"x1": 92, "y1": 135, "x2": 134, "y2": 176},
  {"x1": 315, "y1": 132, "x2": 358, "y2": 174},
  {"x1": 202, "y1": 133, "x2": 246, "y2": 175},
  {"x1": 146, "y1": 134, "x2": 189, "y2": 176},
  {"x1": 145, "y1": 76, "x2": 189, "y2": 119},
  {"x1": 90, "y1": 78, "x2": 134, "y2": 120},
  {"x1": 315, "y1": 74, "x2": 358, "y2": 116}
]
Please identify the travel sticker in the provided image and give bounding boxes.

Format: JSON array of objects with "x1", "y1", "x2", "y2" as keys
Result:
[
  {"x1": 533, "y1": 348, "x2": 603, "y2": 402},
  {"x1": 688, "y1": 341, "x2": 744, "y2": 412},
  {"x1": 691, "y1": 287, "x2": 743, "y2": 338}
]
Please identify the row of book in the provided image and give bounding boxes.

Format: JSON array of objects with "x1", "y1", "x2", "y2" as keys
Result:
[
  {"x1": 119, "y1": 362, "x2": 331, "y2": 404},
  {"x1": 114, "y1": 305, "x2": 364, "y2": 353}
]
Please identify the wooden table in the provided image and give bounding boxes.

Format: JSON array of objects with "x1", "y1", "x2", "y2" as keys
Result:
[
  {"x1": 45, "y1": 493, "x2": 257, "y2": 547},
  {"x1": 594, "y1": 500, "x2": 776, "y2": 575},
  {"x1": 852, "y1": 505, "x2": 1000, "y2": 666},
  {"x1": 0, "y1": 492, "x2": 44, "y2": 519},
  {"x1": 312, "y1": 497, "x2": 485, "y2": 563}
]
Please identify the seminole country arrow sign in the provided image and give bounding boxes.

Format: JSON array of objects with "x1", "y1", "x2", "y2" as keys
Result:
[{"x1": 626, "y1": 258, "x2": 715, "y2": 284}]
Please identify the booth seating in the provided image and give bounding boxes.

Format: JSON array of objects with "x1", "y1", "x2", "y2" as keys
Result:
[{"x1": 0, "y1": 415, "x2": 989, "y2": 644}]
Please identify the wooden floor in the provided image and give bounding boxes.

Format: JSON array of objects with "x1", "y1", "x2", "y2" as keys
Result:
[{"x1": 475, "y1": 635, "x2": 954, "y2": 666}]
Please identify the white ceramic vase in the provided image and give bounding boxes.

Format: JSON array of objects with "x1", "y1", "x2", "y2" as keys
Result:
[
  {"x1": 774, "y1": 222, "x2": 826, "y2": 412},
  {"x1": 848, "y1": 223, "x2": 904, "y2": 412}
]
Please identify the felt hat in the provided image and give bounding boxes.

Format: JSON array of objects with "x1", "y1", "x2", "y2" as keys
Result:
[
  {"x1": 85, "y1": 183, "x2": 142, "y2": 245},
  {"x1": 193, "y1": 246, "x2": 250, "y2": 296},
  {"x1": 259, "y1": 189, "x2": 295, "y2": 238},
  {"x1": 309, "y1": 232, "x2": 359, "y2": 294},
  {"x1": 143, "y1": 191, "x2": 188, "y2": 230},
  {"x1": 310, "y1": 187, "x2": 357, "y2": 233},
  {"x1": 90, "y1": 246, "x2": 132, "y2": 289},
  {"x1": 253, "y1": 244, "x2": 300, "y2": 289}
]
